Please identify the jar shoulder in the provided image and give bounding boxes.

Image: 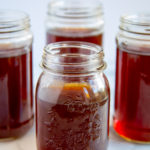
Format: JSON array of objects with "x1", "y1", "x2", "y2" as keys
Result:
[
  {"x1": 0, "y1": 31, "x2": 33, "y2": 50},
  {"x1": 36, "y1": 72, "x2": 110, "y2": 104}
]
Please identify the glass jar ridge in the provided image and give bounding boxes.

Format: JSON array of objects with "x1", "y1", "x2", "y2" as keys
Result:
[
  {"x1": 47, "y1": 0, "x2": 103, "y2": 27},
  {"x1": 120, "y1": 13, "x2": 150, "y2": 34},
  {"x1": 41, "y1": 41, "x2": 106, "y2": 74},
  {"x1": 0, "y1": 10, "x2": 30, "y2": 33},
  {"x1": 117, "y1": 13, "x2": 150, "y2": 55},
  {"x1": 0, "y1": 10, "x2": 32, "y2": 51}
]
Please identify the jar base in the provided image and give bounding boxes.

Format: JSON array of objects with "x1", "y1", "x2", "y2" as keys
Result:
[
  {"x1": 0, "y1": 115, "x2": 34, "y2": 140},
  {"x1": 113, "y1": 118, "x2": 150, "y2": 144}
]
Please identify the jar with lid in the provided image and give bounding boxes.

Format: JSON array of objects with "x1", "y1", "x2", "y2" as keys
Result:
[
  {"x1": 45, "y1": 0, "x2": 104, "y2": 46},
  {"x1": 113, "y1": 14, "x2": 150, "y2": 143},
  {"x1": 0, "y1": 10, "x2": 33, "y2": 139},
  {"x1": 36, "y1": 41, "x2": 110, "y2": 150}
]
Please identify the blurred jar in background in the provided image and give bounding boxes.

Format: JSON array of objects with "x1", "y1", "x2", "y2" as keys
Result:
[
  {"x1": 36, "y1": 41, "x2": 110, "y2": 150},
  {"x1": 45, "y1": 0, "x2": 104, "y2": 46},
  {"x1": 113, "y1": 14, "x2": 150, "y2": 143},
  {"x1": 0, "y1": 10, "x2": 33, "y2": 139}
]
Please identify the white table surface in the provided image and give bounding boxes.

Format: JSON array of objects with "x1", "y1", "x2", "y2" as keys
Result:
[{"x1": 1, "y1": 0, "x2": 150, "y2": 149}]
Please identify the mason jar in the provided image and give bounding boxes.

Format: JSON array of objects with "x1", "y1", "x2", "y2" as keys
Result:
[
  {"x1": 45, "y1": 0, "x2": 104, "y2": 46},
  {"x1": 36, "y1": 41, "x2": 110, "y2": 150},
  {"x1": 113, "y1": 14, "x2": 150, "y2": 143},
  {"x1": 0, "y1": 10, "x2": 33, "y2": 139}
]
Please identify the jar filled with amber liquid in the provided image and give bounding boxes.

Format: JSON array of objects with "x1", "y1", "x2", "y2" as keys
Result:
[
  {"x1": 0, "y1": 10, "x2": 33, "y2": 139},
  {"x1": 36, "y1": 41, "x2": 110, "y2": 150},
  {"x1": 113, "y1": 14, "x2": 150, "y2": 143},
  {"x1": 45, "y1": 0, "x2": 104, "y2": 46}
]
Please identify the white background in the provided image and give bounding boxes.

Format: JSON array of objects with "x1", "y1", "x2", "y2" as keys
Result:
[{"x1": 1, "y1": 0, "x2": 150, "y2": 150}]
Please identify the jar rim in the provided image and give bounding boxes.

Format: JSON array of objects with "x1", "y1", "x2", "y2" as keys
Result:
[
  {"x1": 47, "y1": 0, "x2": 103, "y2": 19},
  {"x1": 0, "y1": 10, "x2": 30, "y2": 33},
  {"x1": 42, "y1": 41, "x2": 106, "y2": 74},
  {"x1": 44, "y1": 41, "x2": 103, "y2": 58},
  {"x1": 119, "y1": 13, "x2": 150, "y2": 35},
  {"x1": 121, "y1": 13, "x2": 150, "y2": 26},
  {"x1": 0, "y1": 10, "x2": 29, "y2": 23}
]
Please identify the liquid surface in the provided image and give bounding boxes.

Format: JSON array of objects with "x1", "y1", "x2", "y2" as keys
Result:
[
  {"x1": 0, "y1": 49, "x2": 33, "y2": 139},
  {"x1": 114, "y1": 47, "x2": 150, "y2": 142},
  {"x1": 46, "y1": 28, "x2": 103, "y2": 46},
  {"x1": 36, "y1": 83, "x2": 108, "y2": 150}
]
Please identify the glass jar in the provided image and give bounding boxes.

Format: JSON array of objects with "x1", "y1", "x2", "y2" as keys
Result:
[
  {"x1": 36, "y1": 41, "x2": 110, "y2": 150},
  {"x1": 0, "y1": 10, "x2": 33, "y2": 139},
  {"x1": 113, "y1": 14, "x2": 150, "y2": 143},
  {"x1": 45, "y1": 0, "x2": 104, "y2": 46}
]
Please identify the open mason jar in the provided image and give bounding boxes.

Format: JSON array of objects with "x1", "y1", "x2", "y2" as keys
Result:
[
  {"x1": 114, "y1": 14, "x2": 150, "y2": 143},
  {"x1": 0, "y1": 10, "x2": 33, "y2": 139},
  {"x1": 36, "y1": 41, "x2": 110, "y2": 150}
]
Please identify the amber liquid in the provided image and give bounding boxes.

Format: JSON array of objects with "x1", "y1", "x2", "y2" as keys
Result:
[
  {"x1": 114, "y1": 47, "x2": 150, "y2": 143},
  {"x1": 46, "y1": 28, "x2": 103, "y2": 46},
  {"x1": 36, "y1": 83, "x2": 108, "y2": 150},
  {"x1": 0, "y1": 49, "x2": 33, "y2": 139}
]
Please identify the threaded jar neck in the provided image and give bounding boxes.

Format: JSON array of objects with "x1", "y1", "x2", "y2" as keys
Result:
[
  {"x1": 120, "y1": 14, "x2": 150, "y2": 35},
  {"x1": 0, "y1": 10, "x2": 32, "y2": 52},
  {"x1": 41, "y1": 41, "x2": 106, "y2": 75},
  {"x1": 117, "y1": 14, "x2": 150, "y2": 55},
  {"x1": 46, "y1": 0, "x2": 104, "y2": 29},
  {"x1": 48, "y1": 0, "x2": 103, "y2": 18},
  {"x1": 0, "y1": 10, "x2": 30, "y2": 34}
]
